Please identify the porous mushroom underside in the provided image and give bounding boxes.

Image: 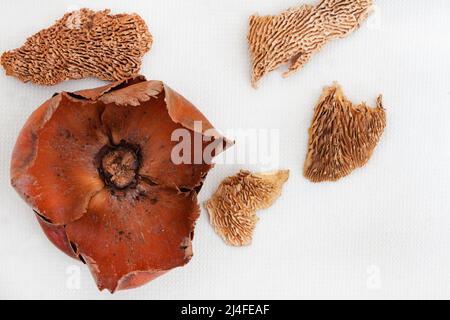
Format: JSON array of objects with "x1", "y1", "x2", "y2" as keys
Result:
[
  {"x1": 10, "y1": 77, "x2": 230, "y2": 292},
  {"x1": 248, "y1": 0, "x2": 373, "y2": 87},
  {"x1": 205, "y1": 170, "x2": 289, "y2": 246},
  {"x1": 304, "y1": 83, "x2": 386, "y2": 182},
  {"x1": 1, "y1": 8, "x2": 152, "y2": 85}
]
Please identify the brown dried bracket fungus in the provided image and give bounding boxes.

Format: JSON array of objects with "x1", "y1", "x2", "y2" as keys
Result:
[
  {"x1": 1, "y1": 9, "x2": 152, "y2": 85},
  {"x1": 248, "y1": 0, "x2": 372, "y2": 87},
  {"x1": 205, "y1": 170, "x2": 289, "y2": 246},
  {"x1": 304, "y1": 83, "x2": 386, "y2": 182},
  {"x1": 11, "y1": 76, "x2": 232, "y2": 292}
]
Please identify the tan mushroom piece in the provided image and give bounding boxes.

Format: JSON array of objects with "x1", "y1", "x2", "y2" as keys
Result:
[
  {"x1": 1, "y1": 8, "x2": 152, "y2": 85},
  {"x1": 205, "y1": 170, "x2": 289, "y2": 246},
  {"x1": 248, "y1": 0, "x2": 372, "y2": 87},
  {"x1": 304, "y1": 83, "x2": 386, "y2": 182}
]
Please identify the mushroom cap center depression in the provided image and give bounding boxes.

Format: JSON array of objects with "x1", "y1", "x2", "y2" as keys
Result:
[{"x1": 99, "y1": 143, "x2": 140, "y2": 189}]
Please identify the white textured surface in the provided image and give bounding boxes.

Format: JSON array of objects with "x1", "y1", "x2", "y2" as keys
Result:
[{"x1": 0, "y1": 0, "x2": 449, "y2": 299}]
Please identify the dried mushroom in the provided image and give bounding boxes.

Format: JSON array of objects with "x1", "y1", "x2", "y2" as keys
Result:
[
  {"x1": 1, "y1": 9, "x2": 152, "y2": 85},
  {"x1": 304, "y1": 83, "x2": 386, "y2": 182},
  {"x1": 248, "y1": 0, "x2": 372, "y2": 87},
  {"x1": 205, "y1": 170, "x2": 289, "y2": 246},
  {"x1": 11, "y1": 76, "x2": 232, "y2": 292}
]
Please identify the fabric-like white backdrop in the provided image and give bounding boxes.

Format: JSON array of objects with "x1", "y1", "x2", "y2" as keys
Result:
[{"x1": 0, "y1": 0, "x2": 449, "y2": 299}]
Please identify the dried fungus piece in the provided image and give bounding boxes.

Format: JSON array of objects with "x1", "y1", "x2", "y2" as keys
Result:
[
  {"x1": 1, "y1": 9, "x2": 152, "y2": 85},
  {"x1": 11, "y1": 76, "x2": 232, "y2": 292},
  {"x1": 304, "y1": 83, "x2": 386, "y2": 182},
  {"x1": 248, "y1": 0, "x2": 372, "y2": 87},
  {"x1": 205, "y1": 170, "x2": 289, "y2": 246}
]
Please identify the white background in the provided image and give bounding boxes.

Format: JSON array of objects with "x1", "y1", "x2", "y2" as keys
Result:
[{"x1": 0, "y1": 0, "x2": 449, "y2": 299}]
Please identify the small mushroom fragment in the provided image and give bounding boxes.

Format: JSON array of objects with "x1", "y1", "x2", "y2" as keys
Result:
[
  {"x1": 1, "y1": 9, "x2": 152, "y2": 85},
  {"x1": 304, "y1": 83, "x2": 386, "y2": 182},
  {"x1": 205, "y1": 170, "x2": 289, "y2": 246},
  {"x1": 11, "y1": 76, "x2": 232, "y2": 292},
  {"x1": 248, "y1": 0, "x2": 372, "y2": 87}
]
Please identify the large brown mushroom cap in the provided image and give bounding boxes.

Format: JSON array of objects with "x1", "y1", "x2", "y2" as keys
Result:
[{"x1": 11, "y1": 76, "x2": 231, "y2": 292}]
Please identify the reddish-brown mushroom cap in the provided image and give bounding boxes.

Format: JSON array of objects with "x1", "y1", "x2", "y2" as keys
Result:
[
  {"x1": 11, "y1": 94, "x2": 107, "y2": 224},
  {"x1": 100, "y1": 81, "x2": 215, "y2": 189},
  {"x1": 65, "y1": 184, "x2": 199, "y2": 292},
  {"x1": 11, "y1": 76, "x2": 232, "y2": 292},
  {"x1": 35, "y1": 212, "x2": 77, "y2": 259}
]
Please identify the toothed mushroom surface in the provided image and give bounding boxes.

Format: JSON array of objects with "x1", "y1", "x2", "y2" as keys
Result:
[
  {"x1": 248, "y1": 0, "x2": 372, "y2": 87},
  {"x1": 205, "y1": 170, "x2": 289, "y2": 246},
  {"x1": 10, "y1": 76, "x2": 231, "y2": 292},
  {"x1": 304, "y1": 83, "x2": 386, "y2": 182},
  {"x1": 1, "y1": 9, "x2": 152, "y2": 85}
]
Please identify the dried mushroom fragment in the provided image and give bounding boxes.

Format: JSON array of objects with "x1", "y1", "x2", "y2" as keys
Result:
[
  {"x1": 248, "y1": 0, "x2": 372, "y2": 87},
  {"x1": 11, "y1": 76, "x2": 232, "y2": 292},
  {"x1": 304, "y1": 83, "x2": 386, "y2": 182},
  {"x1": 205, "y1": 170, "x2": 289, "y2": 246},
  {"x1": 1, "y1": 9, "x2": 152, "y2": 85}
]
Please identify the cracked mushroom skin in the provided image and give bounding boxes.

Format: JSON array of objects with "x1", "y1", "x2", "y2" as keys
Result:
[
  {"x1": 1, "y1": 9, "x2": 152, "y2": 85},
  {"x1": 205, "y1": 170, "x2": 289, "y2": 246},
  {"x1": 248, "y1": 0, "x2": 372, "y2": 87},
  {"x1": 304, "y1": 83, "x2": 386, "y2": 182},
  {"x1": 11, "y1": 76, "x2": 231, "y2": 292}
]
